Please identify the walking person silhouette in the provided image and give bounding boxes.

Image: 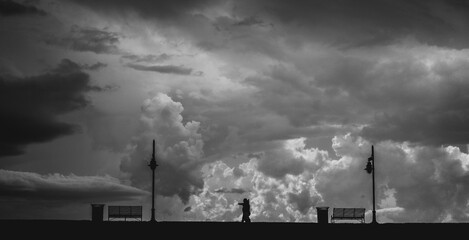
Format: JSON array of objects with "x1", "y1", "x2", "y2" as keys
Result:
[{"x1": 238, "y1": 198, "x2": 251, "y2": 223}]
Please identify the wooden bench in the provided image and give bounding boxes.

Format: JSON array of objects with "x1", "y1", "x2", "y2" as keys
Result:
[
  {"x1": 108, "y1": 205, "x2": 143, "y2": 221},
  {"x1": 331, "y1": 208, "x2": 365, "y2": 223}
]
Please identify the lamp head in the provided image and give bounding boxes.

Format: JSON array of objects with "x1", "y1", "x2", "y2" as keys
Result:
[
  {"x1": 365, "y1": 161, "x2": 373, "y2": 174},
  {"x1": 149, "y1": 159, "x2": 158, "y2": 170}
]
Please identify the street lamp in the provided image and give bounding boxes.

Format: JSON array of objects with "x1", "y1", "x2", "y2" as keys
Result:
[
  {"x1": 364, "y1": 145, "x2": 378, "y2": 224},
  {"x1": 148, "y1": 139, "x2": 158, "y2": 222}
]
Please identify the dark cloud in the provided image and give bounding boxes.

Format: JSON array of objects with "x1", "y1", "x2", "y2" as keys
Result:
[
  {"x1": 86, "y1": 84, "x2": 119, "y2": 92},
  {"x1": 244, "y1": 64, "x2": 341, "y2": 128},
  {"x1": 84, "y1": 62, "x2": 107, "y2": 71},
  {"x1": 360, "y1": 53, "x2": 469, "y2": 146},
  {"x1": 256, "y1": 138, "x2": 326, "y2": 180},
  {"x1": 213, "y1": 15, "x2": 272, "y2": 32},
  {"x1": 120, "y1": 54, "x2": 172, "y2": 64},
  {"x1": 232, "y1": 0, "x2": 469, "y2": 49},
  {"x1": 73, "y1": 0, "x2": 469, "y2": 49},
  {"x1": 168, "y1": 88, "x2": 339, "y2": 162},
  {"x1": 46, "y1": 25, "x2": 120, "y2": 54},
  {"x1": 0, "y1": 169, "x2": 148, "y2": 202},
  {"x1": 233, "y1": 16, "x2": 266, "y2": 27},
  {"x1": 0, "y1": 169, "x2": 148, "y2": 219},
  {"x1": 53, "y1": 58, "x2": 107, "y2": 72},
  {"x1": 82, "y1": 109, "x2": 138, "y2": 152},
  {"x1": 241, "y1": 43, "x2": 469, "y2": 148},
  {"x1": 126, "y1": 63, "x2": 196, "y2": 76},
  {"x1": 232, "y1": 166, "x2": 245, "y2": 178},
  {"x1": 257, "y1": 149, "x2": 305, "y2": 178},
  {"x1": 0, "y1": 0, "x2": 46, "y2": 17},
  {"x1": 0, "y1": 59, "x2": 102, "y2": 157},
  {"x1": 70, "y1": 0, "x2": 219, "y2": 21},
  {"x1": 288, "y1": 189, "x2": 319, "y2": 214},
  {"x1": 67, "y1": 0, "x2": 469, "y2": 148},
  {"x1": 213, "y1": 187, "x2": 246, "y2": 194},
  {"x1": 155, "y1": 162, "x2": 205, "y2": 204},
  {"x1": 362, "y1": 108, "x2": 469, "y2": 147}
]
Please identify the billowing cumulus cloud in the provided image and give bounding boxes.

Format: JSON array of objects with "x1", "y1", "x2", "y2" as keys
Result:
[
  {"x1": 184, "y1": 133, "x2": 469, "y2": 223},
  {"x1": 187, "y1": 158, "x2": 322, "y2": 222},
  {"x1": 313, "y1": 134, "x2": 469, "y2": 223},
  {"x1": 0, "y1": 58, "x2": 105, "y2": 157},
  {"x1": 120, "y1": 93, "x2": 206, "y2": 204},
  {"x1": 181, "y1": 138, "x2": 327, "y2": 222}
]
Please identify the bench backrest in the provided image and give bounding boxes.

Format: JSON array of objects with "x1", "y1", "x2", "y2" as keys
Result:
[
  {"x1": 108, "y1": 206, "x2": 142, "y2": 218},
  {"x1": 332, "y1": 208, "x2": 365, "y2": 218}
]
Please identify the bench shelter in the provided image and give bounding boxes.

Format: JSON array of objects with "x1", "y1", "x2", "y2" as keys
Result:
[
  {"x1": 108, "y1": 205, "x2": 143, "y2": 221},
  {"x1": 331, "y1": 208, "x2": 365, "y2": 223}
]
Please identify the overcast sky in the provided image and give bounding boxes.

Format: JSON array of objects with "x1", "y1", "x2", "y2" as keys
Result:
[{"x1": 1, "y1": 0, "x2": 469, "y2": 223}]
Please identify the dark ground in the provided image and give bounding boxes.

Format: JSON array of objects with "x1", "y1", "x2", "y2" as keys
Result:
[{"x1": 0, "y1": 220, "x2": 465, "y2": 239}]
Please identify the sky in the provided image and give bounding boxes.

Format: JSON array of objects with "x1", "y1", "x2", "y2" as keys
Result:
[{"x1": 1, "y1": 0, "x2": 469, "y2": 223}]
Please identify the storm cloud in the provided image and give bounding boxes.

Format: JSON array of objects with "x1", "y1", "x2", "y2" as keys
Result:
[
  {"x1": 70, "y1": 0, "x2": 219, "y2": 21},
  {"x1": 46, "y1": 25, "x2": 121, "y2": 54},
  {"x1": 214, "y1": 187, "x2": 246, "y2": 194},
  {"x1": 70, "y1": 0, "x2": 469, "y2": 50},
  {"x1": 120, "y1": 54, "x2": 172, "y2": 64},
  {"x1": 233, "y1": 0, "x2": 469, "y2": 49},
  {"x1": 0, "y1": 169, "x2": 148, "y2": 202},
  {"x1": 4, "y1": 0, "x2": 469, "y2": 222},
  {"x1": 126, "y1": 63, "x2": 195, "y2": 76},
  {"x1": 0, "y1": 0, "x2": 46, "y2": 17},
  {"x1": 0, "y1": 169, "x2": 148, "y2": 219},
  {"x1": 0, "y1": 59, "x2": 103, "y2": 157},
  {"x1": 356, "y1": 47, "x2": 469, "y2": 146}
]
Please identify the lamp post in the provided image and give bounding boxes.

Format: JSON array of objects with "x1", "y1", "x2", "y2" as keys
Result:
[
  {"x1": 148, "y1": 139, "x2": 158, "y2": 222},
  {"x1": 365, "y1": 145, "x2": 378, "y2": 224}
]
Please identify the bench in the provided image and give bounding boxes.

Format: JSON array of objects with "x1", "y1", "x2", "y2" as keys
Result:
[
  {"x1": 331, "y1": 208, "x2": 365, "y2": 223},
  {"x1": 108, "y1": 206, "x2": 143, "y2": 221}
]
